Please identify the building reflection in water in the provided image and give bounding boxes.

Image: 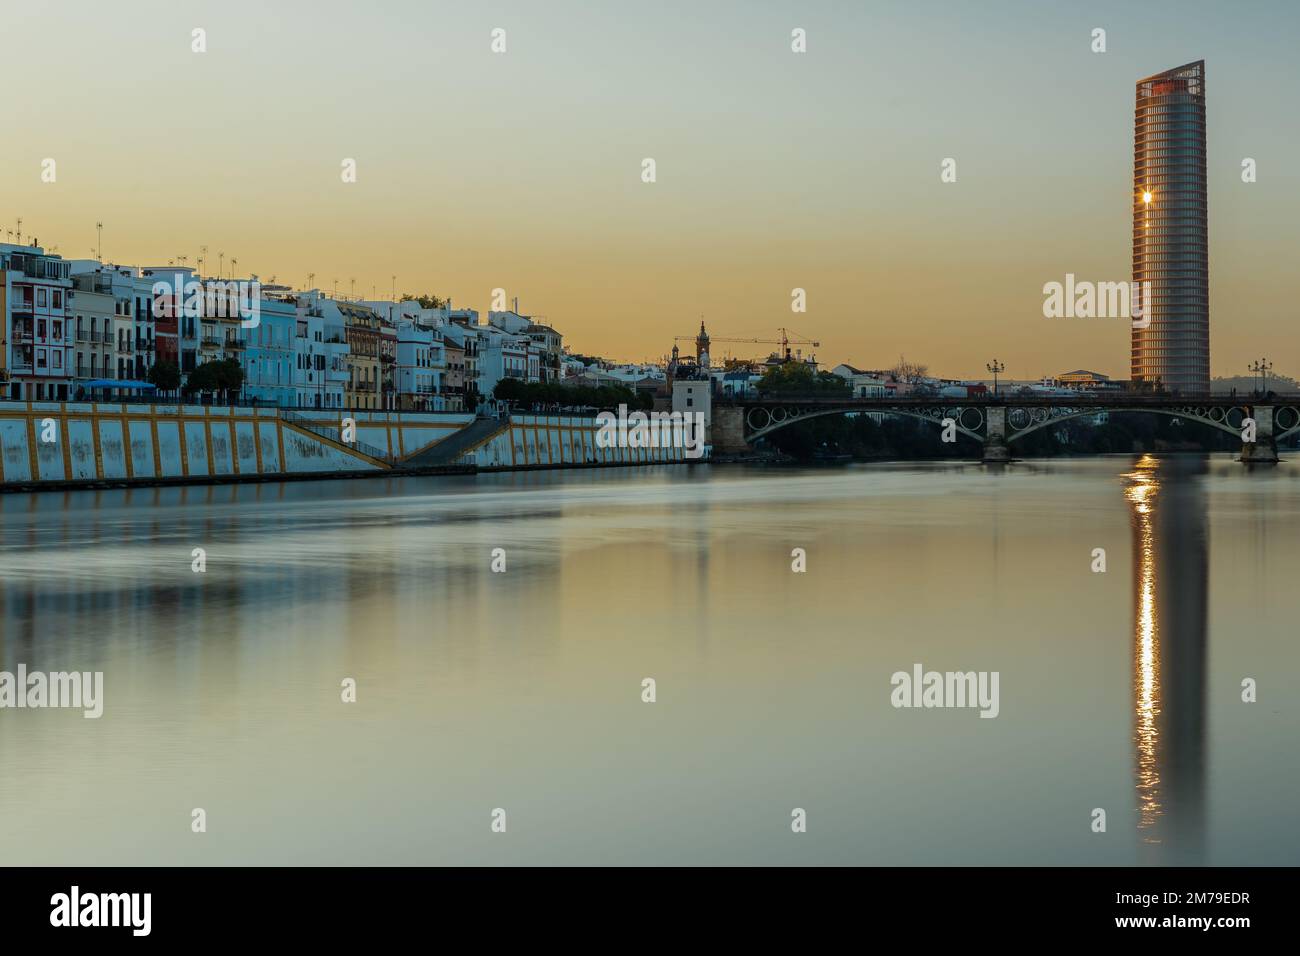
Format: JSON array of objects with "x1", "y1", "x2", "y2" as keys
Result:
[{"x1": 1123, "y1": 454, "x2": 1209, "y2": 863}]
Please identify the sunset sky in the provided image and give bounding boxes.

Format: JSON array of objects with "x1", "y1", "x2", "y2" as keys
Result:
[{"x1": 3, "y1": 0, "x2": 1297, "y2": 379}]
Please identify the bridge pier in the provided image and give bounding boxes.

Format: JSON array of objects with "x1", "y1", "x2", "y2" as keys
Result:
[
  {"x1": 982, "y1": 407, "x2": 1010, "y2": 463},
  {"x1": 1241, "y1": 405, "x2": 1279, "y2": 464},
  {"x1": 711, "y1": 405, "x2": 754, "y2": 455}
]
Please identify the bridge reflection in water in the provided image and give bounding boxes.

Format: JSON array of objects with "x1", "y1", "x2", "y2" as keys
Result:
[{"x1": 1124, "y1": 455, "x2": 1208, "y2": 863}]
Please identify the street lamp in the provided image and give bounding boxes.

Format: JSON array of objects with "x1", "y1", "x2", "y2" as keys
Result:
[
  {"x1": 1249, "y1": 358, "x2": 1273, "y2": 396},
  {"x1": 986, "y1": 360, "x2": 1006, "y2": 397}
]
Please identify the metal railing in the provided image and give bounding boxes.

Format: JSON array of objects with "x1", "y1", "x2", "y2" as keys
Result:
[
  {"x1": 729, "y1": 391, "x2": 1300, "y2": 406},
  {"x1": 279, "y1": 410, "x2": 397, "y2": 463}
]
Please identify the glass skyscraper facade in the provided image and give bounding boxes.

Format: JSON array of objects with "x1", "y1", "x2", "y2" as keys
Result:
[{"x1": 1132, "y1": 61, "x2": 1209, "y2": 395}]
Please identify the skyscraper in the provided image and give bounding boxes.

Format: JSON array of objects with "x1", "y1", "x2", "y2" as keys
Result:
[{"x1": 1132, "y1": 60, "x2": 1209, "y2": 395}]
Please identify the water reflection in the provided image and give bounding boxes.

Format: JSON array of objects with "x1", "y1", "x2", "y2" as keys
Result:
[
  {"x1": 2, "y1": 461, "x2": 1292, "y2": 864},
  {"x1": 1124, "y1": 455, "x2": 1209, "y2": 862}
]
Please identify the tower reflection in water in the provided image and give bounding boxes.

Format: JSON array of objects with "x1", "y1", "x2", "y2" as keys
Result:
[{"x1": 1123, "y1": 455, "x2": 1208, "y2": 863}]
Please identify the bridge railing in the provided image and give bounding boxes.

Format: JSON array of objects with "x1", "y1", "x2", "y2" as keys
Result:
[{"x1": 724, "y1": 392, "x2": 1300, "y2": 407}]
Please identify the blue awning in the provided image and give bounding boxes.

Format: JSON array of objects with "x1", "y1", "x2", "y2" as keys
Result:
[{"x1": 83, "y1": 380, "x2": 156, "y2": 389}]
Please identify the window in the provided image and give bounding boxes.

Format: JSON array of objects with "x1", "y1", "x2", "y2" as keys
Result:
[
  {"x1": 37, "y1": 289, "x2": 47, "y2": 307},
  {"x1": 37, "y1": 349, "x2": 47, "y2": 369},
  {"x1": 53, "y1": 351, "x2": 62, "y2": 369},
  {"x1": 38, "y1": 320, "x2": 47, "y2": 338},
  {"x1": 52, "y1": 290, "x2": 62, "y2": 309}
]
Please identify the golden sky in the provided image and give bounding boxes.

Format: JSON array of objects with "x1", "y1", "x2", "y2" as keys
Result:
[{"x1": 3, "y1": 0, "x2": 1297, "y2": 379}]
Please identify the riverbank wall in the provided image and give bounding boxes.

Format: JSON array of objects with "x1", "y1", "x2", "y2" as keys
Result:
[{"x1": 0, "y1": 402, "x2": 702, "y2": 492}]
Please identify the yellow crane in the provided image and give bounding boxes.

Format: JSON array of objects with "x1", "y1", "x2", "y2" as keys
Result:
[{"x1": 673, "y1": 327, "x2": 820, "y2": 362}]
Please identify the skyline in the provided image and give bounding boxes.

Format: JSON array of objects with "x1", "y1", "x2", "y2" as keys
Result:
[{"x1": 3, "y1": 1, "x2": 1298, "y2": 377}]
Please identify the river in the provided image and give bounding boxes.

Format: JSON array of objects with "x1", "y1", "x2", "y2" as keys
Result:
[{"x1": 0, "y1": 456, "x2": 1296, "y2": 864}]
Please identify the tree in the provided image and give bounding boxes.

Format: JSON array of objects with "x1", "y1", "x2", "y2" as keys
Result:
[
  {"x1": 493, "y1": 379, "x2": 649, "y2": 411},
  {"x1": 214, "y1": 358, "x2": 245, "y2": 403},
  {"x1": 890, "y1": 355, "x2": 929, "y2": 384},
  {"x1": 183, "y1": 358, "x2": 244, "y2": 403},
  {"x1": 147, "y1": 361, "x2": 181, "y2": 396},
  {"x1": 757, "y1": 361, "x2": 850, "y2": 396},
  {"x1": 183, "y1": 361, "x2": 219, "y2": 397},
  {"x1": 401, "y1": 293, "x2": 448, "y2": 310}
]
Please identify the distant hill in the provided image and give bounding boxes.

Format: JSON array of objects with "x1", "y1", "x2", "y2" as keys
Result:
[{"x1": 1211, "y1": 373, "x2": 1298, "y2": 395}]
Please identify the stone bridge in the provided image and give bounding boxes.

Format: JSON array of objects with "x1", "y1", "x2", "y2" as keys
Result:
[{"x1": 711, "y1": 395, "x2": 1300, "y2": 463}]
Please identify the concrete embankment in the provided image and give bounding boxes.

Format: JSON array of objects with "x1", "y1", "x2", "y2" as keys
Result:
[{"x1": 0, "y1": 403, "x2": 700, "y2": 493}]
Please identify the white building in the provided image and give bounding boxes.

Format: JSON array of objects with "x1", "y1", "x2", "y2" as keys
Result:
[
  {"x1": 393, "y1": 320, "x2": 443, "y2": 410},
  {"x1": 831, "y1": 364, "x2": 889, "y2": 398},
  {"x1": 478, "y1": 324, "x2": 530, "y2": 395},
  {"x1": 292, "y1": 291, "x2": 350, "y2": 409},
  {"x1": 489, "y1": 307, "x2": 561, "y2": 383},
  {"x1": 1, "y1": 243, "x2": 73, "y2": 401}
]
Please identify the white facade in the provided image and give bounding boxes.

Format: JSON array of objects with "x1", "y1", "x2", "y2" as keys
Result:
[
  {"x1": 832, "y1": 364, "x2": 889, "y2": 398},
  {"x1": 478, "y1": 326, "x2": 529, "y2": 395},
  {"x1": 394, "y1": 320, "x2": 443, "y2": 410},
  {"x1": 672, "y1": 379, "x2": 712, "y2": 429},
  {"x1": 1, "y1": 244, "x2": 73, "y2": 401},
  {"x1": 292, "y1": 292, "x2": 349, "y2": 409}
]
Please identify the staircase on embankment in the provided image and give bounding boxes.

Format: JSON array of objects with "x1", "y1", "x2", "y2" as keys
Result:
[
  {"x1": 279, "y1": 409, "x2": 397, "y2": 466},
  {"x1": 401, "y1": 416, "x2": 509, "y2": 467}
]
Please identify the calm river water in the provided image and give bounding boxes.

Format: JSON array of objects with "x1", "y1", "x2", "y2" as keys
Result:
[{"x1": 1, "y1": 456, "x2": 1296, "y2": 865}]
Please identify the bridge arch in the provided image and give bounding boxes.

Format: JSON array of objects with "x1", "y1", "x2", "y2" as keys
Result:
[
  {"x1": 745, "y1": 406, "x2": 983, "y2": 444},
  {"x1": 1005, "y1": 405, "x2": 1249, "y2": 443}
]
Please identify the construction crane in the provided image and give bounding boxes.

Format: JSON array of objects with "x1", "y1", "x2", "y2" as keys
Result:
[{"x1": 673, "y1": 327, "x2": 820, "y2": 362}]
